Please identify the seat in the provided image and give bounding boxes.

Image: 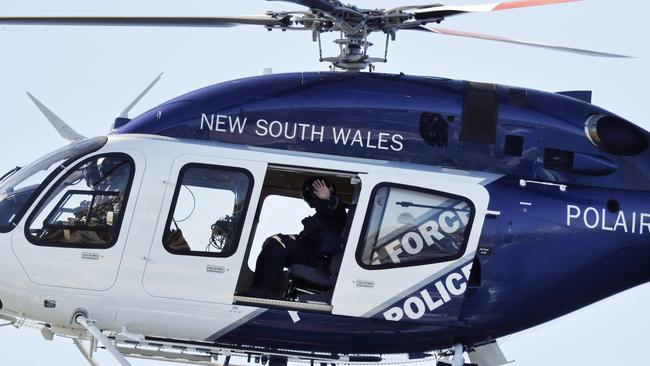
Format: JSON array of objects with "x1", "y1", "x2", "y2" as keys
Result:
[
  {"x1": 290, "y1": 250, "x2": 344, "y2": 289},
  {"x1": 286, "y1": 204, "x2": 356, "y2": 302}
]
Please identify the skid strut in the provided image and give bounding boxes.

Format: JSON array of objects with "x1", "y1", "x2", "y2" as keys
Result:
[
  {"x1": 73, "y1": 339, "x2": 102, "y2": 366},
  {"x1": 437, "y1": 343, "x2": 473, "y2": 366},
  {"x1": 74, "y1": 314, "x2": 132, "y2": 366},
  {"x1": 451, "y1": 343, "x2": 465, "y2": 366}
]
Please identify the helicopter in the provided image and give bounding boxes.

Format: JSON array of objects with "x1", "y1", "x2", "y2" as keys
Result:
[{"x1": 0, "y1": 1, "x2": 649, "y2": 366}]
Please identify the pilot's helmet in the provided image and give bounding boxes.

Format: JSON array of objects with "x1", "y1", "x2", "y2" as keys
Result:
[
  {"x1": 301, "y1": 176, "x2": 335, "y2": 207},
  {"x1": 97, "y1": 157, "x2": 114, "y2": 177},
  {"x1": 82, "y1": 161, "x2": 101, "y2": 188}
]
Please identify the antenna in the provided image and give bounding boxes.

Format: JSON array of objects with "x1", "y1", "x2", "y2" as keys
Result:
[
  {"x1": 26, "y1": 93, "x2": 86, "y2": 141},
  {"x1": 114, "y1": 72, "x2": 163, "y2": 129}
]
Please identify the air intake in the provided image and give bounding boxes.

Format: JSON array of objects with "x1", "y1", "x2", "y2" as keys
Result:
[{"x1": 585, "y1": 114, "x2": 648, "y2": 156}]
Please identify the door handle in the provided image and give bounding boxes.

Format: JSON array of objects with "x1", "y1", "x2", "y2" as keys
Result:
[{"x1": 519, "y1": 179, "x2": 567, "y2": 192}]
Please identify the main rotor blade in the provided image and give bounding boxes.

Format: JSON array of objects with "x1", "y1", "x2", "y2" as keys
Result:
[
  {"x1": 267, "y1": 0, "x2": 341, "y2": 13},
  {"x1": 414, "y1": 0, "x2": 580, "y2": 20},
  {"x1": 419, "y1": 26, "x2": 631, "y2": 58},
  {"x1": 0, "y1": 16, "x2": 289, "y2": 28}
]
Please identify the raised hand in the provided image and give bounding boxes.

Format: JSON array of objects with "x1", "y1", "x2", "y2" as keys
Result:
[{"x1": 312, "y1": 179, "x2": 331, "y2": 201}]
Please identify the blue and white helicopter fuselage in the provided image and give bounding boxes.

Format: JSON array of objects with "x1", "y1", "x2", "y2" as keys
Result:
[{"x1": 0, "y1": 72, "x2": 649, "y2": 365}]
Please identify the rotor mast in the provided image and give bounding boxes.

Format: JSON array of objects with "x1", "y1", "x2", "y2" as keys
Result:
[
  {"x1": 323, "y1": 31, "x2": 381, "y2": 71},
  {"x1": 268, "y1": 1, "x2": 407, "y2": 71}
]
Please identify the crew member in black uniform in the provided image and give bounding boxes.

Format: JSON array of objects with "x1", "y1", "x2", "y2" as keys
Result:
[{"x1": 247, "y1": 177, "x2": 348, "y2": 299}]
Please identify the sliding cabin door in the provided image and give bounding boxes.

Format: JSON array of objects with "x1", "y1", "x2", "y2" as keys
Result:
[
  {"x1": 332, "y1": 171, "x2": 490, "y2": 323},
  {"x1": 142, "y1": 154, "x2": 266, "y2": 304}
]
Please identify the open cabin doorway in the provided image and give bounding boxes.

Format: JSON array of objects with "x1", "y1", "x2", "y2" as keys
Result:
[{"x1": 234, "y1": 165, "x2": 361, "y2": 311}]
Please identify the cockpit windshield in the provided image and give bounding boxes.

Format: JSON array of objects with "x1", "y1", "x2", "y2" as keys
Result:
[{"x1": 0, "y1": 137, "x2": 107, "y2": 233}]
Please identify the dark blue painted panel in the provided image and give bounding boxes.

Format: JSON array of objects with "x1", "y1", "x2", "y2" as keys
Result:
[
  {"x1": 115, "y1": 72, "x2": 650, "y2": 191},
  {"x1": 459, "y1": 177, "x2": 650, "y2": 337},
  {"x1": 211, "y1": 177, "x2": 650, "y2": 354}
]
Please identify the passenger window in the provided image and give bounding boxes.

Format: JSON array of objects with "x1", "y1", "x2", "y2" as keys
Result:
[
  {"x1": 163, "y1": 165, "x2": 252, "y2": 257},
  {"x1": 357, "y1": 184, "x2": 474, "y2": 269},
  {"x1": 27, "y1": 154, "x2": 134, "y2": 247}
]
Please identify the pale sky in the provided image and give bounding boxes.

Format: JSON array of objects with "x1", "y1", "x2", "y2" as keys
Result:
[{"x1": 1, "y1": 0, "x2": 649, "y2": 365}]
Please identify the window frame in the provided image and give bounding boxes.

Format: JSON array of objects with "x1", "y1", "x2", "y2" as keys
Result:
[
  {"x1": 24, "y1": 152, "x2": 136, "y2": 249},
  {"x1": 355, "y1": 182, "x2": 476, "y2": 270},
  {"x1": 42, "y1": 189, "x2": 120, "y2": 231},
  {"x1": 162, "y1": 163, "x2": 254, "y2": 258},
  {"x1": 0, "y1": 137, "x2": 107, "y2": 234}
]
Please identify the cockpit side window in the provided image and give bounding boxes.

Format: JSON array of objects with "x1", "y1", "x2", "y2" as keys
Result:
[
  {"x1": 26, "y1": 153, "x2": 134, "y2": 248},
  {"x1": 0, "y1": 137, "x2": 107, "y2": 233},
  {"x1": 163, "y1": 164, "x2": 253, "y2": 257},
  {"x1": 357, "y1": 184, "x2": 475, "y2": 269}
]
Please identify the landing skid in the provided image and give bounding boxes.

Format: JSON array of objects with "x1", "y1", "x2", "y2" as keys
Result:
[
  {"x1": 70, "y1": 334, "x2": 514, "y2": 366},
  {"x1": 10, "y1": 313, "x2": 513, "y2": 366}
]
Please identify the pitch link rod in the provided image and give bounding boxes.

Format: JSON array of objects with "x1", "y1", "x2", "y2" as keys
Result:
[{"x1": 74, "y1": 314, "x2": 132, "y2": 366}]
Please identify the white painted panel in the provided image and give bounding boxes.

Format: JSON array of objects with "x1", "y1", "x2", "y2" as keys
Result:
[
  {"x1": 331, "y1": 171, "x2": 490, "y2": 317},
  {"x1": 11, "y1": 148, "x2": 146, "y2": 291},
  {"x1": 25, "y1": 290, "x2": 119, "y2": 328},
  {"x1": 131, "y1": 301, "x2": 264, "y2": 341},
  {"x1": 142, "y1": 154, "x2": 266, "y2": 304}
]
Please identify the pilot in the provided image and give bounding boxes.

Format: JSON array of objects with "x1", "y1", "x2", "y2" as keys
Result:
[
  {"x1": 65, "y1": 157, "x2": 128, "y2": 244},
  {"x1": 41, "y1": 157, "x2": 127, "y2": 244},
  {"x1": 246, "y1": 177, "x2": 348, "y2": 299},
  {"x1": 84, "y1": 157, "x2": 129, "y2": 227}
]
